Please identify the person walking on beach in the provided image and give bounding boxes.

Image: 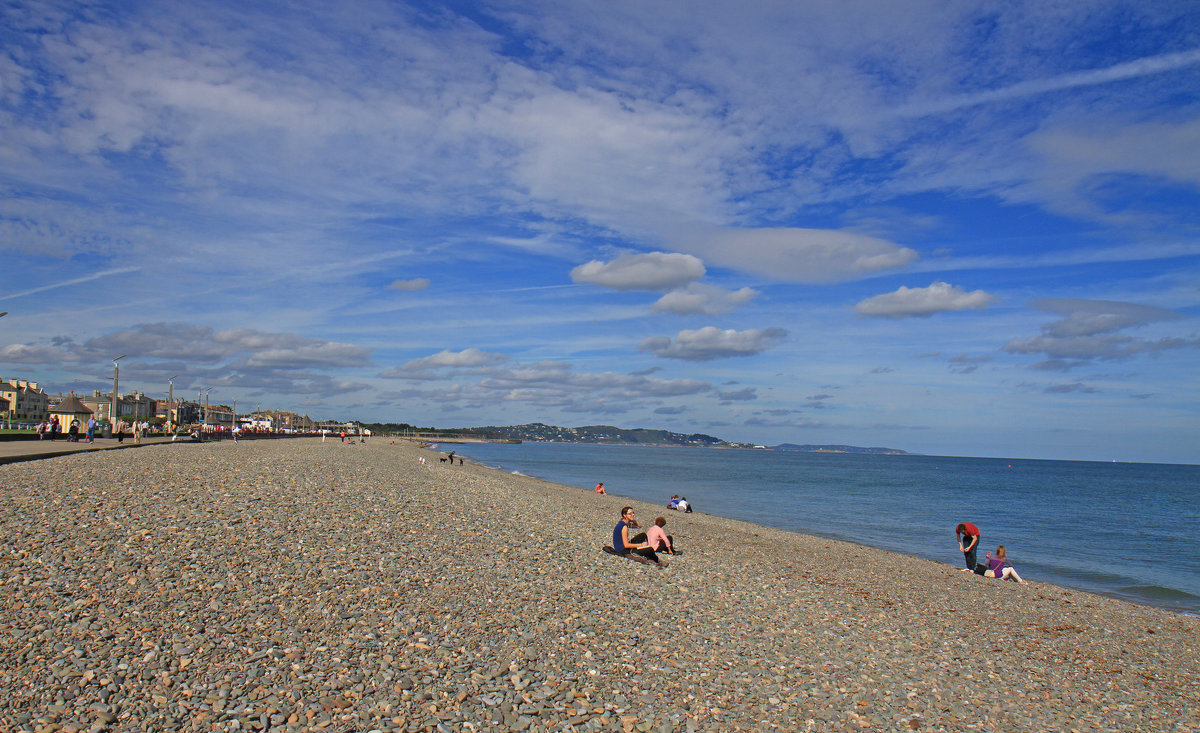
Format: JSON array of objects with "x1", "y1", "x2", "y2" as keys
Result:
[
  {"x1": 984, "y1": 545, "x2": 1028, "y2": 584},
  {"x1": 956, "y1": 522, "x2": 981, "y2": 573},
  {"x1": 86, "y1": 416, "x2": 96, "y2": 443},
  {"x1": 614, "y1": 507, "x2": 667, "y2": 567}
]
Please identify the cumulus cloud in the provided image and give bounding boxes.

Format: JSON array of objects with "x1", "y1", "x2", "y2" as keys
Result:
[
  {"x1": 1003, "y1": 299, "x2": 1197, "y2": 369},
  {"x1": 376, "y1": 359, "x2": 714, "y2": 414},
  {"x1": 570, "y1": 252, "x2": 705, "y2": 291},
  {"x1": 717, "y1": 387, "x2": 757, "y2": 401},
  {"x1": 0, "y1": 343, "x2": 74, "y2": 363},
  {"x1": 670, "y1": 227, "x2": 917, "y2": 284},
  {"x1": 2, "y1": 322, "x2": 374, "y2": 398},
  {"x1": 639, "y1": 326, "x2": 787, "y2": 361},
  {"x1": 855, "y1": 281, "x2": 997, "y2": 318},
  {"x1": 380, "y1": 348, "x2": 509, "y2": 378},
  {"x1": 388, "y1": 277, "x2": 430, "y2": 291},
  {"x1": 652, "y1": 283, "x2": 758, "y2": 315}
]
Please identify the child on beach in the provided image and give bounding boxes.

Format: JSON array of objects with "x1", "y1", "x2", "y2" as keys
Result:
[{"x1": 984, "y1": 545, "x2": 1028, "y2": 584}]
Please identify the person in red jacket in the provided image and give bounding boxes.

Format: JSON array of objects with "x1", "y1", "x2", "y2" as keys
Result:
[{"x1": 956, "y1": 522, "x2": 981, "y2": 573}]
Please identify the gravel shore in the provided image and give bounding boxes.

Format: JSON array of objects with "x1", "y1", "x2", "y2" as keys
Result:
[{"x1": 1, "y1": 439, "x2": 1196, "y2": 732}]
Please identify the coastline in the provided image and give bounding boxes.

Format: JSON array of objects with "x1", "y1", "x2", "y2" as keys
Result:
[
  {"x1": 451, "y1": 441, "x2": 1200, "y2": 617},
  {"x1": 1, "y1": 439, "x2": 1195, "y2": 731}
]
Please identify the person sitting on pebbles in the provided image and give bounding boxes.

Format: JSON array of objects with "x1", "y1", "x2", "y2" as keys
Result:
[
  {"x1": 984, "y1": 545, "x2": 1028, "y2": 584},
  {"x1": 613, "y1": 507, "x2": 668, "y2": 567},
  {"x1": 641, "y1": 516, "x2": 675, "y2": 556}
]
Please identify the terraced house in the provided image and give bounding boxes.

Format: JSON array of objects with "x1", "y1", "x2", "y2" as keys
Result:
[{"x1": 0, "y1": 377, "x2": 50, "y2": 424}]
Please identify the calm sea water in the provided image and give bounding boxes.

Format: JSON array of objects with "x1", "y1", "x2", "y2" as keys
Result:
[{"x1": 447, "y1": 442, "x2": 1200, "y2": 615}]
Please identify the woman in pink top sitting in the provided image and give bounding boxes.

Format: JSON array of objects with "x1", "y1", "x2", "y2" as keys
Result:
[{"x1": 645, "y1": 516, "x2": 675, "y2": 556}]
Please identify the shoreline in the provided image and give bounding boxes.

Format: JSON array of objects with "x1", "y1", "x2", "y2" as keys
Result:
[
  {"x1": 453, "y1": 444, "x2": 1200, "y2": 619},
  {"x1": 1, "y1": 439, "x2": 1196, "y2": 731}
]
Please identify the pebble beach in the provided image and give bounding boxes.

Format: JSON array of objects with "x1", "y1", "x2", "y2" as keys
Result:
[{"x1": 1, "y1": 439, "x2": 1196, "y2": 732}]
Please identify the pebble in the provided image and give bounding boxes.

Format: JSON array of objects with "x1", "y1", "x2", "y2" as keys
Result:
[{"x1": 0, "y1": 439, "x2": 1196, "y2": 731}]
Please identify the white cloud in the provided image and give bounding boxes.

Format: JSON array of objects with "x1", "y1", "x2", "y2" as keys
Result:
[
  {"x1": 893, "y1": 48, "x2": 1200, "y2": 119},
  {"x1": 855, "y1": 281, "x2": 997, "y2": 318},
  {"x1": 0, "y1": 343, "x2": 73, "y2": 363},
  {"x1": 717, "y1": 387, "x2": 757, "y2": 401},
  {"x1": 378, "y1": 358, "x2": 714, "y2": 414},
  {"x1": 652, "y1": 283, "x2": 758, "y2": 315},
  {"x1": 388, "y1": 278, "x2": 430, "y2": 291},
  {"x1": 570, "y1": 252, "x2": 705, "y2": 291},
  {"x1": 387, "y1": 348, "x2": 510, "y2": 375},
  {"x1": 672, "y1": 227, "x2": 917, "y2": 284},
  {"x1": 639, "y1": 326, "x2": 787, "y2": 361},
  {"x1": 1003, "y1": 299, "x2": 1198, "y2": 368}
]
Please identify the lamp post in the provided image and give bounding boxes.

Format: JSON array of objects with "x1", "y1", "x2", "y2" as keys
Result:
[
  {"x1": 111, "y1": 355, "x2": 127, "y2": 428},
  {"x1": 204, "y1": 388, "x2": 213, "y2": 425},
  {"x1": 167, "y1": 375, "x2": 178, "y2": 431}
]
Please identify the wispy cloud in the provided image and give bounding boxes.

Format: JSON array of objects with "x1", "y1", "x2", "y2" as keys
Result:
[
  {"x1": 0, "y1": 267, "x2": 140, "y2": 301},
  {"x1": 893, "y1": 48, "x2": 1200, "y2": 118}
]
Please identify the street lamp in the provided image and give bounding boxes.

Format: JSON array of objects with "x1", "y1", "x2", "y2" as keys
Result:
[
  {"x1": 111, "y1": 355, "x2": 126, "y2": 427},
  {"x1": 167, "y1": 375, "x2": 178, "y2": 431},
  {"x1": 204, "y1": 388, "x2": 213, "y2": 425}
]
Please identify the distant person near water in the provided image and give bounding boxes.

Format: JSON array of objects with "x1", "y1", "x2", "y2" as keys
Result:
[
  {"x1": 595, "y1": 482, "x2": 605, "y2": 494},
  {"x1": 676, "y1": 497, "x2": 692, "y2": 513},
  {"x1": 667, "y1": 494, "x2": 679, "y2": 509},
  {"x1": 956, "y1": 522, "x2": 981, "y2": 573},
  {"x1": 984, "y1": 546, "x2": 1028, "y2": 584}
]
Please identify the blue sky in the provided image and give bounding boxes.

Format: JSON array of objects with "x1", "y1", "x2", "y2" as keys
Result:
[{"x1": 1, "y1": 0, "x2": 1198, "y2": 463}]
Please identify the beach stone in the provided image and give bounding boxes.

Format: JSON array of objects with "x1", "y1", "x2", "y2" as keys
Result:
[{"x1": 0, "y1": 439, "x2": 1195, "y2": 731}]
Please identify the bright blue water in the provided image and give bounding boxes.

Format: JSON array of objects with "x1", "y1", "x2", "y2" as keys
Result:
[{"x1": 448, "y1": 442, "x2": 1200, "y2": 615}]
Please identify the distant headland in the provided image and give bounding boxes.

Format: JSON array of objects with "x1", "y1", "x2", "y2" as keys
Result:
[{"x1": 361, "y1": 420, "x2": 908, "y2": 454}]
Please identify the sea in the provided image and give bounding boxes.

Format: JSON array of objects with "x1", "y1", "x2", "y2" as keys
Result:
[{"x1": 445, "y1": 441, "x2": 1200, "y2": 616}]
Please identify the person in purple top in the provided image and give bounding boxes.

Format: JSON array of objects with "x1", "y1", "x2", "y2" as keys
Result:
[
  {"x1": 984, "y1": 545, "x2": 1028, "y2": 584},
  {"x1": 613, "y1": 507, "x2": 667, "y2": 567}
]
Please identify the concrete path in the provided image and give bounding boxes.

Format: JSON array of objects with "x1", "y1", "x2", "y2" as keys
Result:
[{"x1": 0, "y1": 435, "x2": 189, "y2": 465}]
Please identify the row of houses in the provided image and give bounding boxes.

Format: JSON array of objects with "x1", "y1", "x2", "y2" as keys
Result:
[{"x1": 1, "y1": 376, "x2": 321, "y2": 432}]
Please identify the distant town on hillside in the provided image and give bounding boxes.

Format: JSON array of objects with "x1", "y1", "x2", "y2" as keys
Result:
[{"x1": 357, "y1": 420, "x2": 909, "y2": 454}]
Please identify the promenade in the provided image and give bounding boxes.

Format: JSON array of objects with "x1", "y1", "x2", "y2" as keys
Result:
[{"x1": 0, "y1": 435, "x2": 184, "y2": 465}]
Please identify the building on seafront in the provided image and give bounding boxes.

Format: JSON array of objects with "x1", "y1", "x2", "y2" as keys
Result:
[
  {"x1": 8, "y1": 373, "x2": 334, "y2": 434},
  {"x1": 1, "y1": 377, "x2": 50, "y2": 425}
]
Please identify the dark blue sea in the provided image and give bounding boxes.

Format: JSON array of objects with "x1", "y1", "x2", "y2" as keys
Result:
[{"x1": 448, "y1": 442, "x2": 1200, "y2": 615}]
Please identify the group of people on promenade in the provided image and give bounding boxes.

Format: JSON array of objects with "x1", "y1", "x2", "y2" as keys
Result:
[
  {"x1": 956, "y1": 521, "x2": 1028, "y2": 584},
  {"x1": 35, "y1": 417, "x2": 155, "y2": 443},
  {"x1": 35, "y1": 416, "x2": 99, "y2": 443}
]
